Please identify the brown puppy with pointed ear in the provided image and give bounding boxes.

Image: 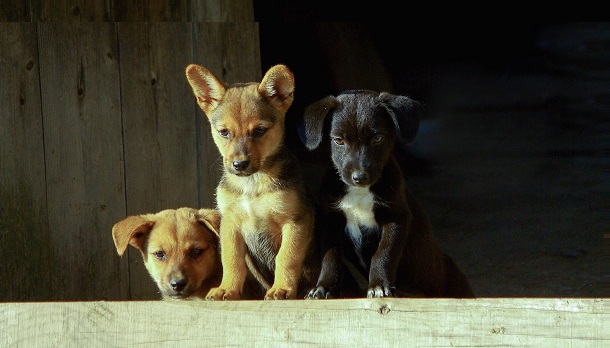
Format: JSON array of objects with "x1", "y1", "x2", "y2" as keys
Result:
[
  {"x1": 301, "y1": 90, "x2": 475, "y2": 299},
  {"x1": 112, "y1": 207, "x2": 222, "y2": 300},
  {"x1": 185, "y1": 64, "x2": 319, "y2": 300}
]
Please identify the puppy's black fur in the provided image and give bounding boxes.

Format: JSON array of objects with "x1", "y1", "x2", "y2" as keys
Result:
[{"x1": 300, "y1": 90, "x2": 475, "y2": 298}]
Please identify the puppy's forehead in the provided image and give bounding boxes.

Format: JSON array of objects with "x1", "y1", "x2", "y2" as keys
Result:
[
  {"x1": 211, "y1": 84, "x2": 277, "y2": 128},
  {"x1": 151, "y1": 208, "x2": 213, "y2": 246},
  {"x1": 334, "y1": 94, "x2": 383, "y2": 127}
]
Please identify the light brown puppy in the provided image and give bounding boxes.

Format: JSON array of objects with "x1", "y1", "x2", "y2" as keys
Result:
[
  {"x1": 185, "y1": 64, "x2": 318, "y2": 300},
  {"x1": 112, "y1": 207, "x2": 222, "y2": 300}
]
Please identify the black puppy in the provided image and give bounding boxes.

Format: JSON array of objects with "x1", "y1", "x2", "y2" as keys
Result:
[{"x1": 300, "y1": 90, "x2": 475, "y2": 299}]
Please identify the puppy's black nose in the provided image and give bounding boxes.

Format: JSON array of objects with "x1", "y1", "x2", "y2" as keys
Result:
[
  {"x1": 232, "y1": 160, "x2": 249, "y2": 171},
  {"x1": 170, "y1": 278, "x2": 187, "y2": 292},
  {"x1": 352, "y1": 172, "x2": 369, "y2": 185}
]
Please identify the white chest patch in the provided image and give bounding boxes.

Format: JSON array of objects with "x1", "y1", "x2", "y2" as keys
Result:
[{"x1": 337, "y1": 186, "x2": 379, "y2": 251}]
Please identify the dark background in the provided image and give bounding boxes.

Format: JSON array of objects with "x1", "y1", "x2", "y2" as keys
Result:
[{"x1": 254, "y1": 17, "x2": 608, "y2": 297}]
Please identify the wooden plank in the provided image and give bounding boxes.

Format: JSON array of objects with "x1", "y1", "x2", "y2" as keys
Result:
[
  {"x1": 190, "y1": 0, "x2": 254, "y2": 21},
  {"x1": 117, "y1": 22, "x2": 198, "y2": 300},
  {"x1": 0, "y1": 23, "x2": 51, "y2": 301},
  {"x1": 37, "y1": 23, "x2": 125, "y2": 300},
  {"x1": 193, "y1": 22, "x2": 261, "y2": 208},
  {"x1": 0, "y1": 298, "x2": 605, "y2": 347},
  {"x1": 31, "y1": 0, "x2": 112, "y2": 21},
  {"x1": 114, "y1": 0, "x2": 188, "y2": 21}
]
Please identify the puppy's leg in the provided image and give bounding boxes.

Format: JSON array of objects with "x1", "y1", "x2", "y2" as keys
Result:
[
  {"x1": 266, "y1": 220, "x2": 312, "y2": 300},
  {"x1": 306, "y1": 211, "x2": 345, "y2": 299},
  {"x1": 368, "y1": 221, "x2": 406, "y2": 298},
  {"x1": 306, "y1": 246, "x2": 341, "y2": 299},
  {"x1": 206, "y1": 224, "x2": 247, "y2": 300}
]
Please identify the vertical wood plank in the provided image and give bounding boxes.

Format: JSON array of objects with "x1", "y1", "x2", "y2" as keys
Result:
[
  {"x1": 38, "y1": 23, "x2": 126, "y2": 300},
  {"x1": 193, "y1": 22, "x2": 261, "y2": 208},
  {"x1": 0, "y1": 23, "x2": 51, "y2": 301},
  {"x1": 31, "y1": 0, "x2": 112, "y2": 21},
  {"x1": 118, "y1": 22, "x2": 198, "y2": 299},
  {"x1": 114, "y1": 0, "x2": 188, "y2": 21},
  {"x1": 190, "y1": 0, "x2": 254, "y2": 21}
]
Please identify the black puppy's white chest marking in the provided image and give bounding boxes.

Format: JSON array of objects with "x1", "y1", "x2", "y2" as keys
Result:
[{"x1": 337, "y1": 186, "x2": 378, "y2": 251}]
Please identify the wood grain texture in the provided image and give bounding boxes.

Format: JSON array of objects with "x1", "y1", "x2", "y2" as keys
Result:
[
  {"x1": 31, "y1": 0, "x2": 112, "y2": 21},
  {"x1": 0, "y1": 298, "x2": 605, "y2": 347},
  {"x1": 118, "y1": 22, "x2": 199, "y2": 300},
  {"x1": 193, "y1": 22, "x2": 261, "y2": 208},
  {"x1": 114, "y1": 0, "x2": 188, "y2": 21},
  {"x1": 190, "y1": 0, "x2": 254, "y2": 21},
  {"x1": 37, "y1": 23, "x2": 126, "y2": 300},
  {"x1": 0, "y1": 23, "x2": 51, "y2": 301}
]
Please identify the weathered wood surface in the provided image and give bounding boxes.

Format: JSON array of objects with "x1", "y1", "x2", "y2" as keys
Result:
[
  {"x1": 0, "y1": 23, "x2": 51, "y2": 301},
  {"x1": 0, "y1": 298, "x2": 605, "y2": 347},
  {"x1": 0, "y1": 0, "x2": 253, "y2": 21},
  {"x1": 38, "y1": 23, "x2": 125, "y2": 301}
]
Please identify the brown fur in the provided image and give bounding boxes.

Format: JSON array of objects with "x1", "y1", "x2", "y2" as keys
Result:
[
  {"x1": 112, "y1": 207, "x2": 222, "y2": 300},
  {"x1": 185, "y1": 64, "x2": 319, "y2": 300}
]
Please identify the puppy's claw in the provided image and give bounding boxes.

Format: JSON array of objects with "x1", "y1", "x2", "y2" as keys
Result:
[
  {"x1": 205, "y1": 288, "x2": 240, "y2": 301},
  {"x1": 305, "y1": 286, "x2": 333, "y2": 299},
  {"x1": 265, "y1": 287, "x2": 292, "y2": 300},
  {"x1": 367, "y1": 285, "x2": 396, "y2": 298}
]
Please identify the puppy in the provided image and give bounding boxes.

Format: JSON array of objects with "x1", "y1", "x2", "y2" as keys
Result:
[
  {"x1": 112, "y1": 207, "x2": 223, "y2": 300},
  {"x1": 185, "y1": 64, "x2": 319, "y2": 300},
  {"x1": 300, "y1": 90, "x2": 475, "y2": 298}
]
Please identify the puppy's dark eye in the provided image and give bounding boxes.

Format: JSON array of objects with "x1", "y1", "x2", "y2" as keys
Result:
[
  {"x1": 153, "y1": 251, "x2": 166, "y2": 260},
  {"x1": 252, "y1": 127, "x2": 267, "y2": 138},
  {"x1": 372, "y1": 135, "x2": 384, "y2": 144},
  {"x1": 218, "y1": 128, "x2": 230, "y2": 138},
  {"x1": 190, "y1": 248, "x2": 204, "y2": 259},
  {"x1": 333, "y1": 137, "x2": 345, "y2": 146}
]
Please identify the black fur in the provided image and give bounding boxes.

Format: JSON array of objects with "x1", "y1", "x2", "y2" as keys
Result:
[{"x1": 300, "y1": 90, "x2": 475, "y2": 299}]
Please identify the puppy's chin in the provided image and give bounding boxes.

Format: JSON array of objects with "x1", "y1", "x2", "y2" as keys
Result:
[
  {"x1": 228, "y1": 169, "x2": 256, "y2": 177},
  {"x1": 163, "y1": 289, "x2": 195, "y2": 300}
]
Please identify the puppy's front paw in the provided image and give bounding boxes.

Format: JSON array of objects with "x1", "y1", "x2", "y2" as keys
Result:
[
  {"x1": 305, "y1": 286, "x2": 334, "y2": 299},
  {"x1": 265, "y1": 287, "x2": 294, "y2": 300},
  {"x1": 205, "y1": 287, "x2": 241, "y2": 301},
  {"x1": 367, "y1": 285, "x2": 396, "y2": 298}
]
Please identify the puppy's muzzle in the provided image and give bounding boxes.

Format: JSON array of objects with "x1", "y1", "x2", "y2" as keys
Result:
[
  {"x1": 232, "y1": 159, "x2": 250, "y2": 172},
  {"x1": 351, "y1": 171, "x2": 370, "y2": 186}
]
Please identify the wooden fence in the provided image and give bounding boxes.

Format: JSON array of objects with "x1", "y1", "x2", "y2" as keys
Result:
[{"x1": 0, "y1": 21, "x2": 261, "y2": 301}]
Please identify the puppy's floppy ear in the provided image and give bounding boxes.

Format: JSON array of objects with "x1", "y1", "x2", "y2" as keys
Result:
[
  {"x1": 379, "y1": 92, "x2": 422, "y2": 144},
  {"x1": 259, "y1": 64, "x2": 295, "y2": 113},
  {"x1": 112, "y1": 215, "x2": 155, "y2": 256},
  {"x1": 185, "y1": 64, "x2": 227, "y2": 116},
  {"x1": 196, "y1": 208, "x2": 221, "y2": 238},
  {"x1": 299, "y1": 96, "x2": 339, "y2": 150}
]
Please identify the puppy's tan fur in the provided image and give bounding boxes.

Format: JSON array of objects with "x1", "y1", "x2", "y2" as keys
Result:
[
  {"x1": 185, "y1": 64, "x2": 318, "y2": 300},
  {"x1": 112, "y1": 207, "x2": 221, "y2": 300}
]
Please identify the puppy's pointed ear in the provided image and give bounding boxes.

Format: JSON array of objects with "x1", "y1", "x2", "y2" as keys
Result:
[
  {"x1": 196, "y1": 208, "x2": 221, "y2": 238},
  {"x1": 185, "y1": 64, "x2": 227, "y2": 116},
  {"x1": 258, "y1": 64, "x2": 295, "y2": 113},
  {"x1": 299, "y1": 96, "x2": 338, "y2": 150},
  {"x1": 379, "y1": 92, "x2": 422, "y2": 144},
  {"x1": 112, "y1": 215, "x2": 155, "y2": 256}
]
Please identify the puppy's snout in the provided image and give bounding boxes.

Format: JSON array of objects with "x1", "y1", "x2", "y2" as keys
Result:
[
  {"x1": 351, "y1": 171, "x2": 369, "y2": 186},
  {"x1": 170, "y1": 278, "x2": 188, "y2": 292},
  {"x1": 232, "y1": 159, "x2": 250, "y2": 171}
]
